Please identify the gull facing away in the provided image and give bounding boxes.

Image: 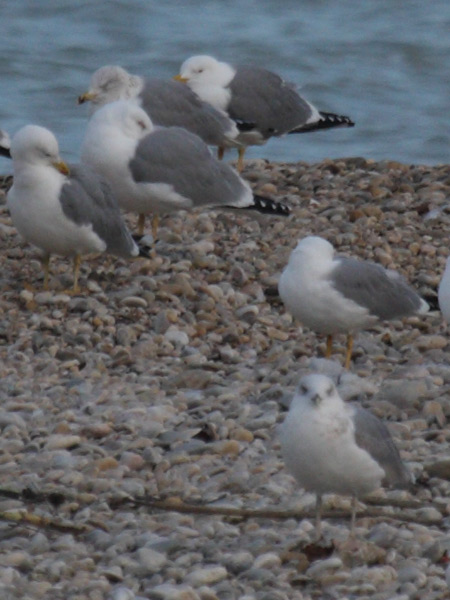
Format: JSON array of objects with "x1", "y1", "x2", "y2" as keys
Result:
[
  {"x1": 0, "y1": 129, "x2": 11, "y2": 158},
  {"x1": 438, "y1": 257, "x2": 450, "y2": 322},
  {"x1": 280, "y1": 374, "x2": 412, "y2": 538},
  {"x1": 7, "y1": 125, "x2": 142, "y2": 292},
  {"x1": 78, "y1": 65, "x2": 242, "y2": 155},
  {"x1": 80, "y1": 100, "x2": 290, "y2": 239},
  {"x1": 278, "y1": 236, "x2": 429, "y2": 369},
  {"x1": 175, "y1": 55, "x2": 354, "y2": 171}
]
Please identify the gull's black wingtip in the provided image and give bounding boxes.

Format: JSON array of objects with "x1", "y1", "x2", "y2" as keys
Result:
[
  {"x1": 289, "y1": 112, "x2": 355, "y2": 134},
  {"x1": 251, "y1": 194, "x2": 291, "y2": 216}
]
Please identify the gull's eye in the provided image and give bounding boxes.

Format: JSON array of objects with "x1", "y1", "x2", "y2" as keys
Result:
[
  {"x1": 137, "y1": 119, "x2": 147, "y2": 130},
  {"x1": 326, "y1": 385, "x2": 334, "y2": 396},
  {"x1": 299, "y1": 384, "x2": 308, "y2": 395}
]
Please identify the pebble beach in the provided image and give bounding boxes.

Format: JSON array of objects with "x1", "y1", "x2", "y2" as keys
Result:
[{"x1": 1, "y1": 156, "x2": 450, "y2": 599}]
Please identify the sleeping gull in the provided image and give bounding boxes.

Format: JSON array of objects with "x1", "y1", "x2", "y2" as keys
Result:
[
  {"x1": 78, "y1": 65, "x2": 242, "y2": 156},
  {"x1": 280, "y1": 373, "x2": 412, "y2": 538},
  {"x1": 278, "y1": 236, "x2": 429, "y2": 369},
  {"x1": 7, "y1": 124, "x2": 142, "y2": 292},
  {"x1": 0, "y1": 129, "x2": 11, "y2": 158},
  {"x1": 175, "y1": 55, "x2": 354, "y2": 171},
  {"x1": 80, "y1": 100, "x2": 290, "y2": 239}
]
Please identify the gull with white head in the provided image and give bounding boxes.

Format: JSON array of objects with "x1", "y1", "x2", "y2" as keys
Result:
[
  {"x1": 280, "y1": 374, "x2": 412, "y2": 538},
  {"x1": 81, "y1": 100, "x2": 290, "y2": 239},
  {"x1": 175, "y1": 55, "x2": 354, "y2": 171},
  {"x1": 7, "y1": 125, "x2": 141, "y2": 292},
  {"x1": 278, "y1": 236, "x2": 429, "y2": 369},
  {"x1": 78, "y1": 65, "x2": 242, "y2": 155}
]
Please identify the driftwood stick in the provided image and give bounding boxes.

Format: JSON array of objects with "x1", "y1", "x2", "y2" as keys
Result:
[{"x1": 0, "y1": 510, "x2": 89, "y2": 534}]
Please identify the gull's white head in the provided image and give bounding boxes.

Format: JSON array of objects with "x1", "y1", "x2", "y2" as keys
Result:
[
  {"x1": 288, "y1": 236, "x2": 335, "y2": 269},
  {"x1": 178, "y1": 55, "x2": 235, "y2": 88},
  {"x1": 79, "y1": 65, "x2": 142, "y2": 107},
  {"x1": 293, "y1": 374, "x2": 341, "y2": 410},
  {"x1": 89, "y1": 100, "x2": 153, "y2": 140},
  {"x1": 10, "y1": 125, "x2": 68, "y2": 175}
]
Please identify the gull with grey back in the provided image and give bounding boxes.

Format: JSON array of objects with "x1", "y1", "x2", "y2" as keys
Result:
[
  {"x1": 280, "y1": 374, "x2": 412, "y2": 538},
  {"x1": 7, "y1": 124, "x2": 141, "y2": 292},
  {"x1": 176, "y1": 55, "x2": 354, "y2": 171},
  {"x1": 278, "y1": 236, "x2": 429, "y2": 368},
  {"x1": 78, "y1": 65, "x2": 242, "y2": 155},
  {"x1": 80, "y1": 100, "x2": 290, "y2": 239}
]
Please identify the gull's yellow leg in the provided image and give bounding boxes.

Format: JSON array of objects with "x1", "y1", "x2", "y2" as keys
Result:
[
  {"x1": 344, "y1": 333, "x2": 354, "y2": 370},
  {"x1": 237, "y1": 147, "x2": 246, "y2": 172},
  {"x1": 72, "y1": 255, "x2": 81, "y2": 294},
  {"x1": 137, "y1": 214, "x2": 146, "y2": 237},
  {"x1": 151, "y1": 215, "x2": 159, "y2": 242},
  {"x1": 42, "y1": 255, "x2": 51, "y2": 290},
  {"x1": 217, "y1": 146, "x2": 225, "y2": 160},
  {"x1": 325, "y1": 334, "x2": 333, "y2": 358}
]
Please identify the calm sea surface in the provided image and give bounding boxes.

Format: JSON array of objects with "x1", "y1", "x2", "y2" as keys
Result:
[{"x1": 0, "y1": 0, "x2": 449, "y2": 171}]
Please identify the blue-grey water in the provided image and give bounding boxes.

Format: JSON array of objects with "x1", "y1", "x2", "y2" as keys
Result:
[{"x1": 0, "y1": 1, "x2": 449, "y2": 171}]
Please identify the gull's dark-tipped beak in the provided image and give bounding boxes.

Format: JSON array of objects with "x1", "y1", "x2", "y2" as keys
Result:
[{"x1": 77, "y1": 92, "x2": 96, "y2": 105}]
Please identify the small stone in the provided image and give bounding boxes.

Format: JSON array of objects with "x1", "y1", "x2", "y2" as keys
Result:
[
  {"x1": 253, "y1": 552, "x2": 281, "y2": 569},
  {"x1": 120, "y1": 296, "x2": 148, "y2": 308},
  {"x1": 96, "y1": 457, "x2": 119, "y2": 471},
  {"x1": 306, "y1": 557, "x2": 344, "y2": 579},
  {"x1": 186, "y1": 566, "x2": 228, "y2": 587},
  {"x1": 136, "y1": 547, "x2": 167, "y2": 574},
  {"x1": 415, "y1": 335, "x2": 447, "y2": 350},
  {"x1": 44, "y1": 434, "x2": 81, "y2": 450},
  {"x1": 422, "y1": 400, "x2": 446, "y2": 427}
]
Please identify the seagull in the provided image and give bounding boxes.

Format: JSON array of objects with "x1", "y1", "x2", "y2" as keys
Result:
[
  {"x1": 280, "y1": 374, "x2": 412, "y2": 538},
  {"x1": 78, "y1": 65, "x2": 243, "y2": 157},
  {"x1": 278, "y1": 236, "x2": 429, "y2": 369},
  {"x1": 0, "y1": 129, "x2": 11, "y2": 158},
  {"x1": 438, "y1": 257, "x2": 450, "y2": 322},
  {"x1": 80, "y1": 100, "x2": 290, "y2": 239},
  {"x1": 7, "y1": 124, "x2": 143, "y2": 292},
  {"x1": 175, "y1": 55, "x2": 354, "y2": 171}
]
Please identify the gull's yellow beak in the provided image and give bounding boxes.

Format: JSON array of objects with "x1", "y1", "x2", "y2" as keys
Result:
[
  {"x1": 53, "y1": 160, "x2": 70, "y2": 176},
  {"x1": 173, "y1": 74, "x2": 188, "y2": 83},
  {"x1": 77, "y1": 91, "x2": 96, "y2": 105}
]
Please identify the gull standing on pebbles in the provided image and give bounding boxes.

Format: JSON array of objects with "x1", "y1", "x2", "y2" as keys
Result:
[
  {"x1": 78, "y1": 65, "x2": 242, "y2": 156},
  {"x1": 280, "y1": 374, "x2": 412, "y2": 538},
  {"x1": 175, "y1": 55, "x2": 354, "y2": 171},
  {"x1": 278, "y1": 236, "x2": 429, "y2": 369},
  {"x1": 7, "y1": 125, "x2": 142, "y2": 292},
  {"x1": 438, "y1": 257, "x2": 450, "y2": 322},
  {"x1": 80, "y1": 100, "x2": 290, "y2": 239}
]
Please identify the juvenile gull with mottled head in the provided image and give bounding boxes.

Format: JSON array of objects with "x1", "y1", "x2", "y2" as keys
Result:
[
  {"x1": 280, "y1": 373, "x2": 412, "y2": 537},
  {"x1": 81, "y1": 100, "x2": 290, "y2": 238},
  {"x1": 278, "y1": 236, "x2": 429, "y2": 368},
  {"x1": 176, "y1": 55, "x2": 354, "y2": 171},
  {"x1": 7, "y1": 124, "x2": 141, "y2": 292}
]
